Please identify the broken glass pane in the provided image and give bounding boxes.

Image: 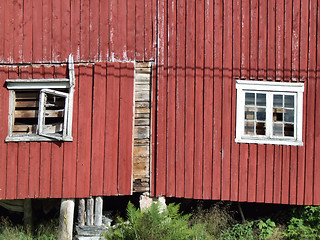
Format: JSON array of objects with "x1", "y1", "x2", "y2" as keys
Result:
[
  {"x1": 284, "y1": 124, "x2": 294, "y2": 137},
  {"x1": 256, "y1": 122, "x2": 266, "y2": 135}
]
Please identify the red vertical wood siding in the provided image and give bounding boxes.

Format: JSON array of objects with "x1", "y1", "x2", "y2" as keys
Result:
[
  {"x1": 1, "y1": 0, "x2": 320, "y2": 205},
  {"x1": 0, "y1": 63, "x2": 134, "y2": 199},
  {"x1": 0, "y1": 0, "x2": 155, "y2": 63},
  {"x1": 152, "y1": 0, "x2": 320, "y2": 205}
]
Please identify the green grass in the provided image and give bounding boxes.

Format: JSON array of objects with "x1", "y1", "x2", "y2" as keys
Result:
[{"x1": 0, "y1": 217, "x2": 58, "y2": 240}]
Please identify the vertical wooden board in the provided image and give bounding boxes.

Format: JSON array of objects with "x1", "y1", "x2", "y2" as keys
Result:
[
  {"x1": 104, "y1": 63, "x2": 120, "y2": 195},
  {"x1": 231, "y1": 0, "x2": 241, "y2": 202},
  {"x1": 265, "y1": 145, "x2": 274, "y2": 203},
  {"x1": 291, "y1": 0, "x2": 301, "y2": 81},
  {"x1": 305, "y1": 79, "x2": 315, "y2": 205},
  {"x1": 90, "y1": 63, "x2": 106, "y2": 196},
  {"x1": 256, "y1": 145, "x2": 266, "y2": 202},
  {"x1": 273, "y1": 145, "x2": 282, "y2": 204},
  {"x1": 71, "y1": 0, "x2": 80, "y2": 61},
  {"x1": 238, "y1": 144, "x2": 248, "y2": 202},
  {"x1": 135, "y1": 0, "x2": 145, "y2": 60},
  {"x1": 221, "y1": 0, "x2": 233, "y2": 201},
  {"x1": 267, "y1": 0, "x2": 276, "y2": 79},
  {"x1": 241, "y1": 0, "x2": 250, "y2": 78},
  {"x1": 126, "y1": 0, "x2": 135, "y2": 60},
  {"x1": 144, "y1": 0, "x2": 153, "y2": 60},
  {"x1": 258, "y1": 0, "x2": 267, "y2": 79},
  {"x1": 0, "y1": 67, "x2": 8, "y2": 199},
  {"x1": 6, "y1": 142, "x2": 17, "y2": 199},
  {"x1": 193, "y1": 0, "x2": 204, "y2": 199},
  {"x1": 23, "y1": 0, "x2": 33, "y2": 62},
  {"x1": 175, "y1": 0, "x2": 186, "y2": 198},
  {"x1": 89, "y1": 0, "x2": 100, "y2": 61},
  {"x1": 29, "y1": 66, "x2": 44, "y2": 198},
  {"x1": 6, "y1": 67, "x2": 19, "y2": 199},
  {"x1": 76, "y1": 65, "x2": 93, "y2": 198},
  {"x1": 109, "y1": 0, "x2": 117, "y2": 61},
  {"x1": 42, "y1": 0, "x2": 52, "y2": 61},
  {"x1": 118, "y1": 63, "x2": 134, "y2": 195},
  {"x1": 99, "y1": 0, "x2": 109, "y2": 61},
  {"x1": 314, "y1": 82, "x2": 320, "y2": 204},
  {"x1": 50, "y1": 66, "x2": 66, "y2": 198},
  {"x1": 62, "y1": 66, "x2": 79, "y2": 198},
  {"x1": 281, "y1": 146, "x2": 290, "y2": 204},
  {"x1": 61, "y1": 0, "x2": 71, "y2": 61},
  {"x1": 13, "y1": 0, "x2": 23, "y2": 63},
  {"x1": 202, "y1": 0, "x2": 213, "y2": 200},
  {"x1": 16, "y1": 66, "x2": 32, "y2": 199},
  {"x1": 17, "y1": 142, "x2": 29, "y2": 199},
  {"x1": 185, "y1": 0, "x2": 195, "y2": 199},
  {"x1": 80, "y1": 0, "x2": 90, "y2": 61},
  {"x1": 166, "y1": 0, "x2": 177, "y2": 197},
  {"x1": 39, "y1": 142, "x2": 51, "y2": 198},
  {"x1": 212, "y1": 0, "x2": 222, "y2": 199},
  {"x1": 284, "y1": 0, "x2": 293, "y2": 82},
  {"x1": 4, "y1": 0, "x2": 14, "y2": 63},
  {"x1": 275, "y1": 0, "x2": 284, "y2": 81},
  {"x1": 247, "y1": 145, "x2": 257, "y2": 202},
  {"x1": 151, "y1": 64, "x2": 157, "y2": 196},
  {"x1": 0, "y1": 1, "x2": 4, "y2": 62},
  {"x1": 314, "y1": 4, "x2": 320, "y2": 204},
  {"x1": 117, "y1": 0, "x2": 127, "y2": 60},
  {"x1": 250, "y1": 0, "x2": 259, "y2": 78},
  {"x1": 289, "y1": 146, "x2": 298, "y2": 204},
  {"x1": 300, "y1": 0, "x2": 309, "y2": 82},
  {"x1": 155, "y1": 0, "x2": 167, "y2": 196},
  {"x1": 297, "y1": 87, "x2": 307, "y2": 204},
  {"x1": 32, "y1": 0, "x2": 43, "y2": 62},
  {"x1": 304, "y1": 0, "x2": 316, "y2": 205},
  {"x1": 29, "y1": 140, "x2": 40, "y2": 198},
  {"x1": 39, "y1": 66, "x2": 54, "y2": 198}
]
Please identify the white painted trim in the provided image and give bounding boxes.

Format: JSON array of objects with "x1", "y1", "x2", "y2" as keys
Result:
[
  {"x1": 235, "y1": 80, "x2": 304, "y2": 146},
  {"x1": 5, "y1": 54, "x2": 76, "y2": 142},
  {"x1": 6, "y1": 79, "x2": 70, "y2": 89}
]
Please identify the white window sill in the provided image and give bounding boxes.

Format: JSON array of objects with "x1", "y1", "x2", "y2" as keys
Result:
[
  {"x1": 5, "y1": 135, "x2": 73, "y2": 142},
  {"x1": 235, "y1": 138, "x2": 303, "y2": 146}
]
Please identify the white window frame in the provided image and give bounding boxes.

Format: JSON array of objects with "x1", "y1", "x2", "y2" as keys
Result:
[
  {"x1": 235, "y1": 80, "x2": 304, "y2": 146},
  {"x1": 5, "y1": 54, "x2": 75, "y2": 142}
]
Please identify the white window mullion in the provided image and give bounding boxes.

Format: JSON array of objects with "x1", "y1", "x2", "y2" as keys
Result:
[{"x1": 266, "y1": 92, "x2": 273, "y2": 138}]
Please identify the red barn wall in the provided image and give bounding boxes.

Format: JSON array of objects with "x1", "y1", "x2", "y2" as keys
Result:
[
  {"x1": 152, "y1": 0, "x2": 320, "y2": 205},
  {"x1": 0, "y1": 62, "x2": 134, "y2": 200},
  {"x1": 0, "y1": 0, "x2": 156, "y2": 63}
]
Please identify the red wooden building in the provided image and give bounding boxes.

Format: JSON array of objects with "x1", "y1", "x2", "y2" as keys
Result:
[{"x1": 0, "y1": 0, "x2": 320, "y2": 209}]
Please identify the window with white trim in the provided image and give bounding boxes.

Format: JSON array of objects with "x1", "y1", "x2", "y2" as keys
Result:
[
  {"x1": 235, "y1": 80, "x2": 304, "y2": 146},
  {"x1": 5, "y1": 55, "x2": 75, "y2": 142}
]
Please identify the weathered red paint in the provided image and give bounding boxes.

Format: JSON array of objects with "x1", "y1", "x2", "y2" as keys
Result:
[
  {"x1": 0, "y1": 63, "x2": 134, "y2": 199},
  {"x1": 1, "y1": 0, "x2": 320, "y2": 205}
]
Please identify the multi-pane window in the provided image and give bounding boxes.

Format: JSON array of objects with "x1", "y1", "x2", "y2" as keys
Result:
[
  {"x1": 236, "y1": 80, "x2": 304, "y2": 146},
  {"x1": 5, "y1": 55, "x2": 75, "y2": 142}
]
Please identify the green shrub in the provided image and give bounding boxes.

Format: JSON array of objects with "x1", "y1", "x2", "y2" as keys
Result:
[
  {"x1": 104, "y1": 201, "x2": 210, "y2": 240},
  {"x1": 284, "y1": 206, "x2": 320, "y2": 240}
]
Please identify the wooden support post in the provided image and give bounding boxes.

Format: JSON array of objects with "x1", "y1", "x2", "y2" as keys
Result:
[
  {"x1": 94, "y1": 196, "x2": 103, "y2": 226},
  {"x1": 78, "y1": 199, "x2": 85, "y2": 226},
  {"x1": 86, "y1": 197, "x2": 94, "y2": 226},
  {"x1": 58, "y1": 199, "x2": 75, "y2": 240},
  {"x1": 23, "y1": 199, "x2": 33, "y2": 228}
]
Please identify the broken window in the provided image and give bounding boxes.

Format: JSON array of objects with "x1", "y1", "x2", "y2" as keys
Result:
[
  {"x1": 5, "y1": 55, "x2": 75, "y2": 142},
  {"x1": 235, "y1": 80, "x2": 304, "y2": 146}
]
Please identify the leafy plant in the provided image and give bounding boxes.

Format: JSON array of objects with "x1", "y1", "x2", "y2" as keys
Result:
[
  {"x1": 105, "y1": 201, "x2": 210, "y2": 240},
  {"x1": 284, "y1": 206, "x2": 320, "y2": 240}
]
